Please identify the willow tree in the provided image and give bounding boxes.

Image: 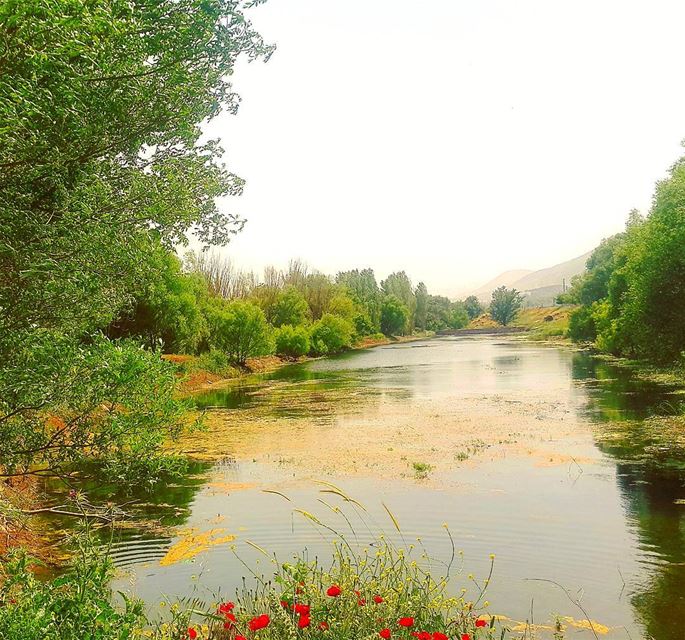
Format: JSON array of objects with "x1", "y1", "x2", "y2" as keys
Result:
[{"x1": 0, "y1": 0, "x2": 272, "y2": 481}]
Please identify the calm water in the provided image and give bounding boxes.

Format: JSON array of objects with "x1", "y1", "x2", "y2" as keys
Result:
[{"x1": 99, "y1": 337, "x2": 685, "y2": 639}]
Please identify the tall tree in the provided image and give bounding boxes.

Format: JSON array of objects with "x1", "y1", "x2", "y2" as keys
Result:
[
  {"x1": 0, "y1": 0, "x2": 271, "y2": 480},
  {"x1": 463, "y1": 295, "x2": 483, "y2": 320},
  {"x1": 415, "y1": 282, "x2": 428, "y2": 331},
  {"x1": 381, "y1": 271, "x2": 416, "y2": 332},
  {"x1": 490, "y1": 287, "x2": 523, "y2": 326}
]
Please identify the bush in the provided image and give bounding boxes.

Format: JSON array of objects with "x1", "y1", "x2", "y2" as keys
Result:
[
  {"x1": 567, "y1": 305, "x2": 597, "y2": 342},
  {"x1": 205, "y1": 299, "x2": 272, "y2": 365},
  {"x1": 186, "y1": 349, "x2": 236, "y2": 377},
  {"x1": 309, "y1": 314, "x2": 354, "y2": 355},
  {"x1": 0, "y1": 548, "x2": 145, "y2": 640},
  {"x1": 274, "y1": 325, "x2": 310, "y2": 358}
]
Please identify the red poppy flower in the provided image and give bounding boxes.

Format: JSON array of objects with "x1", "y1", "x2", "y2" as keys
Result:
[
  {"x1": 218, "y1": 602, "x2": 235, "y2": 615},
  {"x1": 461, "y1": 635, "x2": 471, "y2": 640},
  {"x1": 294, "y1": 603, "x2": 310, "y2": 616},
  {"x1": 410, "y1": 632, "x2": 431, "y2": 640},
  {"x1": 373, "y1": 595, "x2": 384, "y2": 604},
  {"x1": 380, "y1": 629, "x2": 392, "y2": 639},
  {"x1": 398, "y1": 618, "x2": 414, "y2": 628},
  {"x1": 475, "y1": 619, "x2": 487, "y2": 628},
  {"x1": 298, "y1": 615, "x2": 311, "y2": 628},
  {"x1": 236, "y1": 637, "x2": 247, "y2": 640},
  {"x1": 319, "y1": 621, "x2": 329, "y2": 630},
  {"x1": 248, "y1": 614, "x2": 271, "y2": 631},
  {"x1": 433, "y1": 634, "x2": 448, "y2": 640},
  {"x1": 326, "y1": 585, "x2": 341, "y2": 597},
  {"x1": 187, "y1": 628, "x2": 197, "y2": 640}
]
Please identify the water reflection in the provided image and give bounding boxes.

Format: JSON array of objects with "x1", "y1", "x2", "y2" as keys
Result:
[{"x1": 574, "y1": 355, "x2": 685, "y2": 640}]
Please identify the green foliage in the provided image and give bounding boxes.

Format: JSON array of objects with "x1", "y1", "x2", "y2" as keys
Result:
[
  {"x1": 414, "y1": 282, "x2": 428, "y2": 330},
  {"x1": 274, "y1": 325, "x2": 310, "y2": 358},
  {"x1": 309, "y1": 314, "x2": 354, "y2": 356},
  {"x1": 381, "y1": 272, "x2": 416, "y2": 332},
  {"x1": 266, "y1": 287, "x2": 310, "y2": 328},
  {"x1": 558, "y1": 233, "x2": 628, "y2": 306},
  {"x1": 618, "y1": 165, "x2": 685, "y2": 361},
  {"x1": 185, "y1": 349, "x2": 237, "y2": 377},
  {"x1": 327, "y1": 291, "x2": 358, "y2": 322},
  {"x1": 336, "y1": 269, "x2": 381, "y2": 329},
  {"x1": 206, "y1": 300, "x2": 272, "y2": 365},
  {"x1": 0, "y1": 548, "x2": 145, "y2": 640},
  {"x1": 449, "y1": 302, "x2": 470, "y2": 330},
  {"x1": 566, "y1": 153, "x2": 685, "y2": 362},
  {"x1": 0, "y1": 335, "x2": 190, "y2": 484},
  {"x1": 567, "y1": 305, "x2": 597, "y2": 342},
  {"x1": 380, "y1": 296, "x2": 409, "y2": 336},
  {"x1": 0, "y1": 0, "x2": 271, "y2": 481},
  {"x1": 108, "y1": 247, "x2": 209, "y2": 353},
  {"x1": 463, "y1": 295, "x2": 483, "y2": 320},
  {"x1": 489, "y1": 287, "x2": 523, "y2": 326}
]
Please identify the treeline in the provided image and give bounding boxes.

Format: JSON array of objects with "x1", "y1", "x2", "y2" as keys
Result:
[
  {"x1": 561, "y1": 152, "x2": 685, "y2": 363},
  {"x1": 106, "y1": 250, "x2": 484, "y2": 364}
]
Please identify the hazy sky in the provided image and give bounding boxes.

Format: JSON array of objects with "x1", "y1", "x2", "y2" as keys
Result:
[{"x1": 202, "y1": 0, "x2": 685, "y2": 297}]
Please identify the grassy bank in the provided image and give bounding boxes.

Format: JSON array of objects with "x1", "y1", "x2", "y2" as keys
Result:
[
  {"x1": 464, "y1": 306, "x2": 575, "y2": 343},
  {"x1": 172, "y1": 332, "x2": 435, "y2": 395}
]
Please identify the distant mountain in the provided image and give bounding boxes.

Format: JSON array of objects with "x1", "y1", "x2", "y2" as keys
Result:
[
  {"x1": 511, "y1": 251, "x2": 591, "y2": 293},
  {"x1": 468, "y1": 269, "x2": 533, "y2": 302},
  {"x1": 468, "y1": 251, "x2": 592, "y2": 304}
]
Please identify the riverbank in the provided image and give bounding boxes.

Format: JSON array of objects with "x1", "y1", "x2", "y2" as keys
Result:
[{"x1": 174, "y1": 331, "x2": 436, "y2": 395}]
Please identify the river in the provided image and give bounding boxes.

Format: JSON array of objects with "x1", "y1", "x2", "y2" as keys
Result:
[{"x1": 100, "y1": 336, "x2": 685, "y2": 639}]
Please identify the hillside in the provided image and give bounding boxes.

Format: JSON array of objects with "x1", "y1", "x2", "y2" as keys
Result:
[
  {"x1": 469, "y1": 251, "x2": 591, "y2": 304},
  {"x1": 468, "y1": 269, "x2": 533, "y2": 301}
]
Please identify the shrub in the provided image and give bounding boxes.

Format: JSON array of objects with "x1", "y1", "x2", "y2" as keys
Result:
[
  {"x1": 205, "y1": 299, "x2": 272, "y2": 365},
  {"x1": 186, "y1": 349, "x2": 236, "y2": 377},
  {"x1": 0, "y1": 548, "x2": 145, "y2": 640},
  {"x1": 309, "y1": 314, "x2": 354, "y2": 356},
  {"x1": 567, "y1": 305, "x2": 596, "y2": 342},
  {"x1": 274, "y1": 325, "x2": 310, "y2": 358}
]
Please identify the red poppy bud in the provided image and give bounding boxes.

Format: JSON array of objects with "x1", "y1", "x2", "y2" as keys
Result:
[
  {"x1": 358, "y1": 598, "x2": 366, "y2": 606},
  {"x1": 319, "y1": 621, "x2": 329, "y2": 630},
  {"x1": 380, "y1": 629, "x2": 392, "y2": 639},
  {"x1": 326, "y1": 585, "x2": 341, "y2": 597},
  {"x1": 399, "y1": 618, "x2": 414, "y2": 628},
  {"x1": 373, "y1": 595, "x2": 384, "y2": 604},
  {"x1": 280, "y1": 600, "x2": 289, "y2": 608}
]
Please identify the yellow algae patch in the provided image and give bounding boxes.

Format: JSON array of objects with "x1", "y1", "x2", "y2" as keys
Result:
[
  {"x1": 205, "y1": 481, "x2": 256, "y2": 493},
  {"x1": 509, "y1": 623, "x2": 556, "y2": 633},
  {"x1": 160, "y1": 528, "x2": 236, "y2": 566},
  {"x1": 562, "y1": 617, "x2": 611, "y2": 634}
]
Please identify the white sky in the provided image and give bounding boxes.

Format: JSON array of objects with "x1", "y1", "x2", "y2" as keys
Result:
[{"x1": 203, "y1": 0, "x2": 685, "y2": 297}]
